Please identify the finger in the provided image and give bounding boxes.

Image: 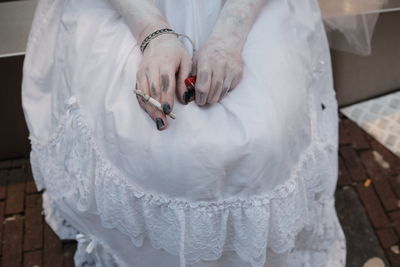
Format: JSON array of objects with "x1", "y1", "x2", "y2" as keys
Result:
[
  {"x1": 177, "y1": 56, "x2": 193, "y2": 104},
  {"x1": 136, "y1": 73, "x2": 150, "y2": 113},
  {"x1": 191, "y1": 55, "x2": 198, "y2": 77},
  {"x1": 207, "y1": 71, "x2": 224, "y2": 104},
  {"x1": 160, "y1": 71, "x2": 175, "y2": 115},
  {"x1": 136, "y1": 93, "x2": 151, "y2": 116},
  {"x1": 137, "y1": 71, "x2": 168, "y2": 130},
  {"x1": 146, "y1": 68, "x2": 170, "y2": 130},
  {"x1": 136, "y1": 95, "x2": 168, "y2": 131},
  {"x1": 218, "y1": 67, "x2": 240, "y2": 101},
  {"x1": 194, "y1": 68, "x2": 211, "y2": 106},
  {"x1": 219, "y1": 78, "x2": 233, "y2": 102},
  {"x1": 229, "y1": 66, "x2": 243, "y2": 90},
  {"x1": 146, "y1": 67, "x2": 161, "y2": 103}
]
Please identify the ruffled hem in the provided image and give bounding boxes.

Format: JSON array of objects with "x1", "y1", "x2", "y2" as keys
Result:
[
  {"x1": 41, "y1": 191, "x2": 126, "y2": 266},
  {"x1": 29, "y1": 95, "x2": 338, "y2": 267}
]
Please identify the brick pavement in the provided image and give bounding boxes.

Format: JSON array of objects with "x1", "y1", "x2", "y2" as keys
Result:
[
  {"x1": 0, "y1": 112, "x2": 399, "y2": 266},
  {"x1": 0, "y1": 159, "x2": 76, "y2": 267},
  {"x1": 338, "y1": 113, "x2": 400, "y2": 266}
]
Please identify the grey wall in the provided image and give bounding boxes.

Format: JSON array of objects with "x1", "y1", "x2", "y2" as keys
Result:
[{"x1": 331, "y1": 11, "x2": 400, "y2": 107}]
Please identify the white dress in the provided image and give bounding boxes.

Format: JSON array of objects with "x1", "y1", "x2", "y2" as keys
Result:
[{"x1": 21, "y1": 0, "x2": 346, "y2": 266}]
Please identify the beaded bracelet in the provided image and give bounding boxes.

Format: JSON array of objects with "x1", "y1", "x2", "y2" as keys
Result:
[{"x1": 140, "y1": 28, "x2": 196, "y2": 54}]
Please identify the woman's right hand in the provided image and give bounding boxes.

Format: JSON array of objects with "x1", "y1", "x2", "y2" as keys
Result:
[{"x1": 136, "y1": 34, "x2": 192, "y2": 131}]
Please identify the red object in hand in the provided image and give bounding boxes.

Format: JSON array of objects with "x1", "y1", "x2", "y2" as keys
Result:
[{"x1": 184, "y1": 76, "x2": 196, "y2": 91}]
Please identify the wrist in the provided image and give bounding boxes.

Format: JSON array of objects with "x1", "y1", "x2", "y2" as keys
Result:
[
  {"x1": 140, "y1": 26, "x2": 179, "y2": 53},
  {"x1": 207, "y1": 34, "x2": 244, "y2": 54},
  {"x1": 145, "y1": 33, "x2": 178, "y2": 51},
  {"x1": 138, "y1": 22, "x2": 171, "y2": 44}
]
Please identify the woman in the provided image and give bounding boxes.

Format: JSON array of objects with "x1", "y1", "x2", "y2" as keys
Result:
[{"x1": 22, "y1": 0, "x2": 346, "y2": 266}]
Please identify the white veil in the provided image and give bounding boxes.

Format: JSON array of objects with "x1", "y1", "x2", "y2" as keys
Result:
[{"x1": 318, "y1": 0, "x2": 400, "y2": 55}]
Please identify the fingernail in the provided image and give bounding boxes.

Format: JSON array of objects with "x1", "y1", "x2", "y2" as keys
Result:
[
  {"x1": 155, "y1": 118, "x2": 164, "y2": 130},
  {"x1": 183, "y1": 91, "x2": 190, "y2": 104},
  {"x1": 162, "y1": 103, "x2": 171, "y2": 114},
  {"x1": 188, "y1": 89, "x2": 195, "y2": 97},
  {"x1": 183, "y1": 90, "x2": 195, "y2": 104}
]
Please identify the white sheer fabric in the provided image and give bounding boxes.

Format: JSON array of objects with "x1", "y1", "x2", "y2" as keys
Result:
[
  {"x1": 318, "y1": 0, "x2": 400, "y2": 55},
  {"x1": 22, "y1": 0, "x2": 346, "y2": 266}
]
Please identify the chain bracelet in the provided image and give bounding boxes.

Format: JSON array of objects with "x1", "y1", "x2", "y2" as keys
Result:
[
  {"x1": 140, "y1": 28, "x2": 196, "y2": 54},
  {"x1": 140, "y1": 28, "x2": 175, "y2": 53}
]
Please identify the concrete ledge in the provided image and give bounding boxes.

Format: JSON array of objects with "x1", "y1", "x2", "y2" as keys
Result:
[{"x1": 0, "y1": 0, "x2": 37, "y2": 58}]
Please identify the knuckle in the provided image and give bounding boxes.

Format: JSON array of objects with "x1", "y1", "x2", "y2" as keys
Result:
[
  {"x1": 194, "y1": 87, "x2": 208, "y2": 95},
  {"x1": 214, "y1": 81, "x2": 222, "y2": 90},
  {"x1": 196, "y1": 71, "x2": 210, "y2": 87},
  {"x1": 208, "y1": 94, "x2": 218, "y2": 104},
  {"x1": 195, "y1": 90, "x2": 207, "y2": 104},
  {"x1": 196, "y1": 57, "x2": 209, "y2": 68},
  {"x1": 184, "y1": 57, "x2": 192, "y2": 68},
  {"x1": 160, "y1": 64, "x2": 174, "y2": 73},
  {"x1": 230, "y1": 64, "x2": 241, "y2": 74},
  {"x1": 144, "y1": 66, "x2": 152, "y2": 76},
  {"x1": 237, "y1": 63, "x2": 244, "y2": 73},
  {"x1": 237, "y1": 65, "x2": 244, "y2": 74},
  {"x1": 209, "y1": 99, "x2": 218, "y2": 104}
]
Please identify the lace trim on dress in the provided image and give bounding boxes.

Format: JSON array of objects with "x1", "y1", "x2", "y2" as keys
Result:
[
  {"x1": 41, "y1": 190, "x2": 126, "y2": 267},
  {"x1": 28, "y1": 95, "x2": 339, "y2": 267}
]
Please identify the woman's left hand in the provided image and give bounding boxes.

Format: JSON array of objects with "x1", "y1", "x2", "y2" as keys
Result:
[{"x1": 191, "y1": 38, "x2": 244, "y2": 105}]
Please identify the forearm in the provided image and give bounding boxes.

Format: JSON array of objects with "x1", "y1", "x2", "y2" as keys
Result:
[
  {"x1": 209, "y1": 0, "x2": 267, "y2": 52},
  {"x1": 107, "y1": 0, "x2": 170, "y2": 42}
]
